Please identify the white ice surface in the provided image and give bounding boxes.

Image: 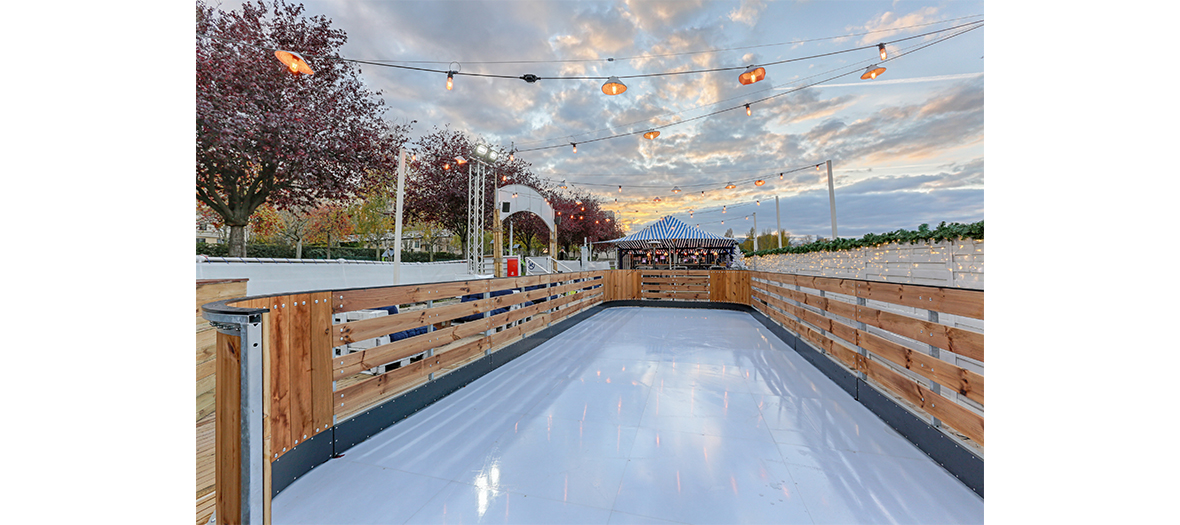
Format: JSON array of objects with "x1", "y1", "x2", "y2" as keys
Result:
[{"x1": 273, "y1": 307, "x2": 983, "y2": 524}]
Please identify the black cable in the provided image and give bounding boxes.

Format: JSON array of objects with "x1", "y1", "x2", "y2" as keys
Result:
[{"x1": 516, "y1": 23, "x2": 983, "y2": 153}]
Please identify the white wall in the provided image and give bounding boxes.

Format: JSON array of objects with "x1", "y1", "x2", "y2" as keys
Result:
[
  {"x1": 195, "y1": 257, "x2": 476, "y2": 296},
  {"x1": 743, "y1": 239, "x2": 984, "y2": 290}
]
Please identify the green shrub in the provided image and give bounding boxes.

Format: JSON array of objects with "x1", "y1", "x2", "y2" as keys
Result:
[{"x1": 744, "y1": 221, "x2": 983, "y2": 257}]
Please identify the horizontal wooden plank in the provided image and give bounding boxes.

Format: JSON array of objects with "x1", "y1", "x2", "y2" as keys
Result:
[
  {"x1": 864, "y1": 358, "x2": 984, "y2": 445},
  {"x1": 337, "y1": 333, "x2": 499, "y2": 418},
  {"x1": 337, "y1": 297, "x2": 493, "y2": 344},
  {"x1": 334, "y1": 318, "x2": 490, "y2": 377},
  {"x1": 639, "y1": 276, "x2": 710, "y2": 285},
  {"x1": 857, "y1": 281, "x2": 984, "y2": 320},
  {"x1": 333, "y1": 280, "x2": 490, "y2": 313},
  {"x1": 857, "y1": 304, "x2": 984, "y2": 362},
  {"x1": 641, "y1": 291, "x2": 711, "y2": 300},
  {"x1": 857, "y1": 329, "x2": 984, "y2": 404}
]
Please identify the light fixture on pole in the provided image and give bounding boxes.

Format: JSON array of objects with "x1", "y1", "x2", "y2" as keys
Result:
[
  {"x1": 274, "y1": 50, "x2": 314, "y2": 75},
  {"x1": 738, "y1": 65, "x2": 766, "y2": 85},
  {"x1": 861, "y1": 65, "x2": 886, "y2": 80},
  {"x1": 643, "y1": 130, "x2": 660, "y2": 140},
  {"x1": 602, "y1": 76, "x2": 627, "y2": 95}
]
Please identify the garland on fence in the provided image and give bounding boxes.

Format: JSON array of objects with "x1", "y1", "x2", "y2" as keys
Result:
[{"x1": 744, "y1": 221, "x2": 983, "y2": 257}]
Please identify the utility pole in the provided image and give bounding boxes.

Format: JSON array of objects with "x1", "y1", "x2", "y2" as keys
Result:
[
  {"x1": 826, "y1": 159, "x2": 838, "y2": 240},
  {"x1": 775, "y1": 195, "x2": 782, "y2": 249}
]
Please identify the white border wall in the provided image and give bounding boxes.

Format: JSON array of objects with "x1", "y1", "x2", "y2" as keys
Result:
[{"x1": 195, "y1": 257, "x2": 476, "y2": 296}]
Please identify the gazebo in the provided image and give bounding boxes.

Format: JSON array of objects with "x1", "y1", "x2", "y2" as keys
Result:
[{"x1": 599, "y1": 215, "x2": 739, "y2": 269}]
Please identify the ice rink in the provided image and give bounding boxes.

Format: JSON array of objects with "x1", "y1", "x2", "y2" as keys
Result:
[{"x1": 273, "y1": 307, "x2": 983, "y2": 524}]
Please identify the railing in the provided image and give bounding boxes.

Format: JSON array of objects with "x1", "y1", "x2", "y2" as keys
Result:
[
  {"x1": 202, "y1": 267, "x2": 982, "y2": 524},
  {"x1": 748, "y1": 271, "x2": 984, "y2": 445}
]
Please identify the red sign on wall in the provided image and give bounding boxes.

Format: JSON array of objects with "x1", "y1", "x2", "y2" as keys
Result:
[{"x1": 506, "y1": 256, "x2": 520, "y2": 277}]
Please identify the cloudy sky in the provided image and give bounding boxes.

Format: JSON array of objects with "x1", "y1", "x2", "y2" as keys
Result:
[{"x1": 215, "y1": 0, "x2": 985, "y2": 239}]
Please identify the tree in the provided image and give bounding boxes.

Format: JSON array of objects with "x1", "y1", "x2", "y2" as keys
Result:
[
  {"x1": 404, "y1": 126, "x2": 541, "y2": 258},
  {"x1": 306, "y1": 204, "x2": 353, "y2": 258},
  {"x1": 196, "y1": 0, "x2": 408, "y2": 256},
  {"x1": 349, "y1": 180, "x2": 394, "y2": 259}
]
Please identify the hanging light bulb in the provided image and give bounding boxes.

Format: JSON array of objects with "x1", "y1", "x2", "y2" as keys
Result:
[
  {"x1": 756, "y1": 200, "x2": 760, "y2": 206},
  {"x1": 571, "y1": 143, "x2": 577, "y2": 153},
  {"x1": 817, "y1": 164, "x2": 823, "y2": 171},
  {"x1": 455, "y1": 156, "x2": 467, "y2": 165},
  {"x1": 738, "y1": 65, "x2": 766, "y2": 85},
  {"x1": 643, "y1": 130, "x2": 660, "y2": 140},
  {"x1": 502, "y1": 175, "x2": 508, "y2": 182},
  {"x1": 443, "y1": 162, "x2": 450, "y2": 170},
  {"x1": 653, "y1": 196, "x2": 662, "y2": 203},
  {"x1": 672, "y1": 186, "x2": 681, "y2": 193},
  {"x1": 723, "y1": 205, "x2": 727, "y2": 213},
  {"x1": 861, "y1": 65, "x2": 886, "y2": 80},
  {"x1": 274, "y1": 50, "x2": 314, "y2": 75},
  {"x1": 618, "y1": 185, "x2": 623, "y2": 192},
  {"x1": 446, "y1": 71, "x2": 455, "y2": 90},
  {"x1": 560, "y1": 180, "x2": 568, "y2": 189},
  {"x1": 512, "y1": 192, "x2": 519, "y2": 198},
  {"x1": 878, "y1": 43, "x2": 887, "y2": 60},
  {"x1": 755, "y1": 180, "x2": 765, "y2": 186},
  {"x1": 779, "y1": 172, "x2": 784, "y2": 180},
  {"x1": 602, "y1": 76, "x2": 627, "y2": 95},
  {"x1": 725, "y1": 182, "x2": 736, "y2": 189},
  {"x1": 745, "y1": 104, "x2": 752, "y2": 116}
]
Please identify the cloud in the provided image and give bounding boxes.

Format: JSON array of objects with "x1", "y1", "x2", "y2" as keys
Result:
[
  {"x1": 851, "y1": 7, "x2": 942, "y2": 46},
  {"x1": 728, "y1": 0, "x2": 768, "y2": 27}
]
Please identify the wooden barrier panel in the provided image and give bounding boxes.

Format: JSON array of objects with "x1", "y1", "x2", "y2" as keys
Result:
[
  {"x1": 215, "y1": 331, "x2": 242, "y2": 525},
  {"x1": 750, "y1": 270, "x2": 984, "y2": 448}
]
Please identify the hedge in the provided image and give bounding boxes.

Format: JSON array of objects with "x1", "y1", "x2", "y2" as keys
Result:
[{"x1": 743, "y1": 221, "x2": 983, "y2": 257}]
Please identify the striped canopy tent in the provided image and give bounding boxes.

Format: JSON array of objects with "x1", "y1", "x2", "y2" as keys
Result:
[{"x1": 599, "y1": 215, "x2": 738, "y2": 250}]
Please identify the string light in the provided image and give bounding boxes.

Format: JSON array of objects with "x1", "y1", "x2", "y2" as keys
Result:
[
  {"x1": 653, "y1": 196, "x2": 662, "y2": 203},
  {"x1": 643, "y1": 130, "x2": 660, "y2": 140},
  {"x1": 745, "y1": 104, "x2": 752, "y2": 116},
  {"x1": 738, "y1": 65, "x2": 766, "y2": 85},
  {"x1": 274, "y1": 50, "x2": 313, "y2": 75},
  {"x1": 446, "y1": 70, "x2": 454, "y2": 90},
  {"x1": 618, "y1": 185, "x2": 623, "y2": 192},
  {"x1": 861, "y1": 65, "x2": 886, "y2": 80},
  {"x1": 878, "y1": 43, "x2": 888, "y2": 60},
  {"x1": 571, "y1": 143, "x2": 577, "y2": 153},
  {"x1": 602, "y1": 76, "x2": 627, "y2": 95},
  {"x1": 755, "y1": 180, "x2": 765, "y2": 186},
  {"x1": 780, "y1": 172, "x2": 784, "y2": 180},
  {"x1": 725, "y1": 182, "x2": 736, "y2": 189},
  {"x1": 672, "y1": 186, "x2": 681, "y2": 193}
]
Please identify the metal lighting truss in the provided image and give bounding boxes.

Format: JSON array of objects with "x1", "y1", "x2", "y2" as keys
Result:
[{"x1": 467, "y1": 159, "x2": 487, "y2": 274}]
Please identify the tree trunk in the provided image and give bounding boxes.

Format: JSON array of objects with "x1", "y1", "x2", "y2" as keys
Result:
[
  {"x1": 228, "y1": 224, "x2": 248, "y2": 257},
  {"x1": 296, "y1": 239, "x2": 303, "y2": 259}
]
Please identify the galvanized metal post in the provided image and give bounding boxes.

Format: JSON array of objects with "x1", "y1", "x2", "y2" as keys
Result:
[
  {"x1": 426, "y1": 299, "x2": 435, "y2": 380},
  {"x1": 204, "y1": 310, "x2": 266, "y2": 524},
  {"x1": 927, "y1": 310, "x2": 942, "y2": 428},
  {"x1": 856, "y1": 297, "x2": 868, "y2": 381}
]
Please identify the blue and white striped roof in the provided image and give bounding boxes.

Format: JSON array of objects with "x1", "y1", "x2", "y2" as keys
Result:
[{"x1": 601, "y1": 215, "x2": 738, "y2": 249}]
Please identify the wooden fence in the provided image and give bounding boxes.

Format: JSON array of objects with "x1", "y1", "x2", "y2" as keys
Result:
[{"x1": 202, "y1": 268, "x2": 982, "y2": 524}]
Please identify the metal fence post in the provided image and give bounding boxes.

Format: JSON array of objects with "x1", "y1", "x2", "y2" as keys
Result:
[{"x1": 205, "y1": 310, "x2": 266, "y2": 524}]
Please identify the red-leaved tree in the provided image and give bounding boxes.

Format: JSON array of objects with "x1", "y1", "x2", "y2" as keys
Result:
[
  {"x1": 404, "y1": 127, "x2": 542, "y2": 257},
  {"x1": 196, "y1": 0, "x2": 407, "y2": 256}
]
